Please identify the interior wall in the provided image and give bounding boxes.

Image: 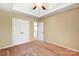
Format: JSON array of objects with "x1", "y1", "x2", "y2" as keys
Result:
[
  {"x1": 40, "y1": 7, "x2": 79, "y2": 50},
  {"x1": 0, "y1": 11, "x2": 12, "y2": 48},
  {"x1": 0, "y1": 10, "x2": 36, "y2": 48}
]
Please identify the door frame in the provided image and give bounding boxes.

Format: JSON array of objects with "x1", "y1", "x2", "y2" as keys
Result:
[
  {"x1": 37, "y1": 22, "x2": 44, "y2": 41},
  {"x1": 12, "y1": 17, "x2": 30, "y2": 46}
]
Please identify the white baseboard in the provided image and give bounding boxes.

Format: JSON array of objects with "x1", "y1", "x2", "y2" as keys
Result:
[
  {"x1": 0, "y1": 41, "x2": 31, "y2": 50},
  {"x1": 0, "y1": 44, "x2": 15, "y2": 50},
  {"x1": 0, "y1": 40, "x2": 79, "y2": 53},
  {"x1": 45, "y1": 41, "x2": 79, "y2": 52}
]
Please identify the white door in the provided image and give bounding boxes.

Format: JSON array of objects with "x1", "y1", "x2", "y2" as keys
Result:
[
  {"x1": 37, "y1": 22, "x2": 44, "y2": 41},
  {"x1": 12, "y1": 18, "x2": 30, "y2": 45}
]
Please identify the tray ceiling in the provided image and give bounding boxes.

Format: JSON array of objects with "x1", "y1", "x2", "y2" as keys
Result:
[{"x1": 0, "y1": 3, "x2": 79, "y2": 18}]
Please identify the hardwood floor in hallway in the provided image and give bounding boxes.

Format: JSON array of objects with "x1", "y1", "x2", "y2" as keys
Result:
[{"x1": 0, "y1": 40, "x2": 79, "y2": 56}]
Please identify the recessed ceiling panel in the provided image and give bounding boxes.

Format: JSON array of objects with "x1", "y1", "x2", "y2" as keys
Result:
[
  {"x1": 0, "y1": 3, "x2": 78, "y2": 18},
  {"x1": 13, "y1": 3, "x2": 72, "y2": 18}
]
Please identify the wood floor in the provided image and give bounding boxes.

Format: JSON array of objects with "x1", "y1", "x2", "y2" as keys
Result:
[{"x1": 0, "y1": 40, "x2": 79, "y2": 56}]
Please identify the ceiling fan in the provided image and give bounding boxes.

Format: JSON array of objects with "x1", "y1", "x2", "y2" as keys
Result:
[{"x1": 33, "y1": 3, "x2": 46, "y2": 10}]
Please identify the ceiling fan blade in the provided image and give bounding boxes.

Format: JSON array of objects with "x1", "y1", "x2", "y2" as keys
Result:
[
  {"x1": 42, "y1": 5, "x2": 46, "y2": 10},
  {"x1": 33, "y1": 5, "x2": 37, "y2": 10}
]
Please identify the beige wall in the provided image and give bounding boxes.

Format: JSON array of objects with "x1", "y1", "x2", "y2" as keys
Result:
[
  {"x1": 0, "y1": 11, "x2": 12, "y2": 48},
  {"x1": 41, "y1": 8, "x2": 79, "y2": 50},
  {"x1": 0, "y1": 11, "x2": 36, "y2": 48}
]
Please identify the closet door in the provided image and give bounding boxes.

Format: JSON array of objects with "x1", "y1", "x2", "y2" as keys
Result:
[
  {"x1": 37, "y1": 22, "x2": 44, "y2": 41},
  {"x1": 12, "y1": 18, "x2": 30, "y2": 45}
]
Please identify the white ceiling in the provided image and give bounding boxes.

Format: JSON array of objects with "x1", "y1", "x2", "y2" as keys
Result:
[{"x1": 0, "y1": 3, "x2": 79, "y2": 18}]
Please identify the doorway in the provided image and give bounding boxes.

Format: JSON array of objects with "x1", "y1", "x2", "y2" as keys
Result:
[
  {"x1": 37, "y1": 22, "x2": 44, "y2": 41},
  {"x1": 12, "y1": 18, "x2": 30, "y2": 45}
]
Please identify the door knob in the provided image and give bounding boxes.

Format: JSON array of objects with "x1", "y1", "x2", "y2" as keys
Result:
[{"x1": 20, "y1": 32, "x2": 24, "y2": 34}]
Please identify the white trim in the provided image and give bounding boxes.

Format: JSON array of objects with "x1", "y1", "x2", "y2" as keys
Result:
[
  {"x1": 39, "y1": 3, "x2": 79, "y2": 19},
  {"x1": 45, "y1": 41, "x2": 79, "y2": 52},
  {"x1": 0, "y1": 41, "x2": 32, "y2": 50},
  {"x1": 12, "y1": 17, "x2": 30, "y2": 45},
  {"x1": 0, "y1": 40, "x2": 79, "y2": 53}
]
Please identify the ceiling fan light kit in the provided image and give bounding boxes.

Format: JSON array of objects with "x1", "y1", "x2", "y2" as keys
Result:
[{"x1": 33, "y1": 3, "x2": 46, "y2": 10}]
